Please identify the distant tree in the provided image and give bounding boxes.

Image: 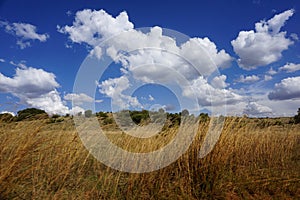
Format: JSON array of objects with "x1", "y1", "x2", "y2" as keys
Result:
[
  {"x1": 294, "y1": 108, "x2": 300, "y2": 124},
  {"x1": 51, "y1": 114, "x2": 60, "y2": 119},
  {"x1": 84, "y1": 110, "x2": 93, "y2": 118},
  {"x1": 16, "y1": 108, "x2": 47, "y2": 121},
  {"x1": 97, "y1": 111, "x2": 108, "y2": 118},
  {"x1": 181, "y1": 109, "x2": 189, "y2": 117},
  {"x1": 199, "y1": 113, "x2": 209, "y2": 122}
]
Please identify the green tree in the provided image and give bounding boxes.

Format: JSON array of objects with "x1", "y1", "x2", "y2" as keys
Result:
[
  {"x1": 16, "y1": 108, "x2": 47, "y2": 121},
  {"x1": 84, "y1": 110, "x2": 93, "y2": 118}
]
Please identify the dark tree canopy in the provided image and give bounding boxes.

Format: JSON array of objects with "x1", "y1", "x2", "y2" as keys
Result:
[{"x1": 16, "y1": 108, "x2": 47, "y2": 121}]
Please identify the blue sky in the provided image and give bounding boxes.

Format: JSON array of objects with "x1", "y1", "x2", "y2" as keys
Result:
[{"x1": 0, "y1": 0, "x2": 300, "y2": 117}]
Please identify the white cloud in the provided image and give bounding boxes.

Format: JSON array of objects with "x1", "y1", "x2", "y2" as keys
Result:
[
  {"x1": 211, "y1": 75, "x2": 228, "y2": 88},
  {"x1": 26, "y1": 90, "x2": 69, "y2": 115},
  {"x1": 279, "y1": 63, "x2": 300, "y2": 73},
  {"x1": 231, "y1": 9, "x2": 295, "y2": 69},
  {"x1": 243, "y1": 102, "x2": 272, "y2": 117},
  {"x1": 290, "y1": 33, "x2": 299, "y2": 41},
  {"x1": 264, "y1": 75, "x2": 272, "y2": 81},
  {"x1": 98, "y1": 76, "x2": 141, "y2": 109},
  {"x1": 267, "y1": 67, "x2": 277, "y2": 75},
  {"x1": 89, "y1": 46, "x2": 103, "y2": 59},
  {"x1": 183, "y1": 76, "x2": 244, "y2": 106},
  {"x1": 9, "y1": 61, "x2": 27, "y2": 69},
  {"x1": 57, "y1": 9, "x2": 134, "y2": 46},
  {"x1": 64, "y1": 93, "x2": 102, "y2": 105},
  {"x1": 1, "y1": 21, "x2": 49, "y2": 49},
  {"x1": 236, "y1": 75, "x2": 260, "y2": 83},
  {"x1": 0, "y1": 67, "x2": 69, "y2": 115},
  {"x1": 148, "y1": 94, "x2": 154, "y2": 101},
  {"x1": 60, "y1": 9, "x2": 236, "y2": 110},
  {"x1": 69, "y1": 106, "x2": 85, "y2": 116},
  {"x1": 0, "y1": 58, "x2": 5, "y2": 63},
  {"x1": 0, "y1": 111, "x2": 15, "y2": 116},
  {"x1": 59, "y1": 9, "x2": 232, "y2": 78},
  {"x1": 268, "y1": 76, "x2": 300, "y2": 100}
]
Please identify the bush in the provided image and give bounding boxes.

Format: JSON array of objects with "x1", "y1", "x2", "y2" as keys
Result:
[
  {"x1": 0, "y1": 113, "x2": 14, "y2": 122},
  {"x1": 16, "y1": 108, "x2": 47, "y2": 121},
  {"x1": 97, "y1": 111, "x2": 108, "y2": 118},
  {"x1": 130, "y1": 110, "x2": 149, "y2": 125},
  {"x1": 294, "y1": 108, "x2": 300, "y2": 124},
  {"x1": 84, "y1": 110, "x2": 93, "y2": 118}
]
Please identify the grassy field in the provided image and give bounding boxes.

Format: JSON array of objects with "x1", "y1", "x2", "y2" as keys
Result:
[{"x1": 0, "y1": 116, "x2": 299, "y2": 199}]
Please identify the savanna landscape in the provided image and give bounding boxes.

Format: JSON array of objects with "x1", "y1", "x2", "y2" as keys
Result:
[
  {"x1": 1, "y1": 1, "x2": 300, "y2": 200},
  {"x1": 0, "y1": 108, "x2": 299, "y2": 199}
]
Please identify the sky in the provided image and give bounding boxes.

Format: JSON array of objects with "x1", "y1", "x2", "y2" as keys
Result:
[{"x1": 0, "y1": 0, "x2": 300, "y2": 117}]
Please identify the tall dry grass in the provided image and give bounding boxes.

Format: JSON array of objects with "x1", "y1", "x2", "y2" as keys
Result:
[{"x1": 0, "y1": 117, "x2": 299, "y2": 199}]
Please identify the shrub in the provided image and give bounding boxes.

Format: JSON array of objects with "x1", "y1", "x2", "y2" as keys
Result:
[
  {"x1": 130, "y1": 110, "x2": 149, "y2": 125},
  {"x1": 84, "y1": 110, "x2": 93, "y2": 118},
  {"x1": 16, "y1": 108, "x2": 47, "y2": 121},
  {"x1": 0, "y1": 113, "x2": 14, "y2": 122},
  {"x1": 294, "y1": 108, "x2": 300, "y2": 124},
  {"x1": 97, "y1": 111, "x2": 108, "y2": 118}
]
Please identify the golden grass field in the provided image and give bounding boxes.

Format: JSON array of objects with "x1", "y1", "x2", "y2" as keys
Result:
[{"x1": 0, "y1": 116, "x2": 299, "y2": 199}]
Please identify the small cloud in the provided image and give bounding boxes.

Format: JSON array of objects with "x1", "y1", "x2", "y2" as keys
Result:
[
  {"x1": 0, "y1": 58, "x2": 5, "y2": 63},
  {"x1": 279, "y1": 63, "x2": 300, "y2": 73},
  {"x1": 290, "y1": 33, "x2": 299, "y2": 41},
  {"x1": 236, "y1": 75, "x2": 260, "y2": 83},
  {"x1": 267, "y1": 67, "x2": 277, "y2": 75},
  {"x1": 64, "y1": 93, "x2": 98, "y2": 105},
  {"x1": 148, "y1": 94, "x2": 154, "y2": 101},
  {"x1": 66, "y1": 10, "x2": 72, "y2": 16},
  {"x1": 264, "y1": 75, "x2": 272, "y2": 81},
  {"x1": 211, "y1": 75, "x2": 228, "y2": 88},
  {"x1": 9, "y1": 60, "x2": 27, "y2": 69}
]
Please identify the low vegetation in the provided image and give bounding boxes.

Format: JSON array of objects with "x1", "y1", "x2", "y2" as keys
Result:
[{"x1": 0, "y1": 108, "x2": 299, "y2": 199}]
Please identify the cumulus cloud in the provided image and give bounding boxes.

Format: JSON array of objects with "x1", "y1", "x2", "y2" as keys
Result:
[
  {"x1": 57, "y1": 9, "x2": 134, "y2": 46},
  {"x1": 60, "y1": 9, "x2": 236, "y2": 110},
  {"x1": 0, "y1": 67, "x2": 69, "y2": 115},
  {"x1": 211, "y1": 75, "x2": 228, "y2": 88},
  {"x1": 231, "y1": 9, "x2": 295, "y2": 69},
  {"x1": 268, "y1": 76, "x2": 300, "y2": 100},
  {"x1": 243, "y1": 102, "x2": 272, "y2": 117},
  {"x1": 0, "y1": 58, "x2": 5, "y2": 63},
  {"x1": 279, "y1": 63, "x2": 300, "y2": 73},
  {"x1": 183, "y1": 76, "x2": 244, "y2": 106},
  {"x1": 264, "y1": 75, "x2": 272, "y2": 81},
  {"x1": 236, "y1": 75, "x2": 260, "y2": 83},
  {"x1": 267, "y1": 67, "x2": 277, "y2": 75},
  {"x1": 0, "y1": 21, "x2": 49, "y2": 49},
  {"x1": 98, "y1": 76, "x2": 141, "y2": 109}
]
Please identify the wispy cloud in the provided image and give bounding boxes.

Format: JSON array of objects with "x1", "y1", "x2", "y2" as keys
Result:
[{"x1": 0, "y1": 21, "x2": 49, "y2": 49}]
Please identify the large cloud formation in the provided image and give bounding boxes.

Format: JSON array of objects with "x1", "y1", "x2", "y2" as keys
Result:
[
  {"x1": 59, "y1": 9, "x2": 238, "y2": 112},
  {"x1": 231, "y1": 9, "x2": 295, "y2": 70}
]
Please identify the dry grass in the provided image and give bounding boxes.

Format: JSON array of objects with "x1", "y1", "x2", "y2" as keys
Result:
[{"x1": 0, "y1": 116, "x2": 299, "y2": 199}]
